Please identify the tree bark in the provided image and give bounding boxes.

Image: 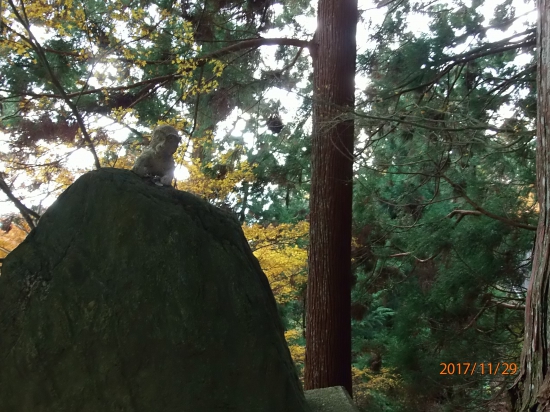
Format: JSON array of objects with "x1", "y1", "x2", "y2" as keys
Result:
[
  {"x1": 510, "y1": 0, "x2": 550, "y2": 410},
  {"x1": 304, "y1": 0, "x2": 357, "y2": 396}
]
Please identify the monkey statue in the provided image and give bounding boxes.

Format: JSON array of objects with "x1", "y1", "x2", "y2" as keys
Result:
[{"x1": 132, "y1": 125, "x2": 181, "y2": 186}]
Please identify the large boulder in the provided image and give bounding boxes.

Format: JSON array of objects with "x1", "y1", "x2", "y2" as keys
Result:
[{"x1": 0, "y1": 168, "x2": 310, "y2": 412}]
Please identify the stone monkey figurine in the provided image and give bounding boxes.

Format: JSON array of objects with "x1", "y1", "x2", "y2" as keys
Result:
[{"x1": 132, "y1": 125, "x2": 181, "y2": 186}]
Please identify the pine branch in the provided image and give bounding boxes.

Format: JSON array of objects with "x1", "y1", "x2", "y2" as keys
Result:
[
  {"x1": 441, "y1": 175, "x2": 537, "y2": 231},
  {"x1": 7, "y1": 0, "x2": 102, "y2": 169},
  {"x1": 0, "y1": 177, "x2": 39, "y2": 230}
]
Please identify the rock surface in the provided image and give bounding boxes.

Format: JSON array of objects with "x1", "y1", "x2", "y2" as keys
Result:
[
  {"x1": 0, "y1": 168, "x2": 310, "y2": 412},
  {"x1": 305, "y1": 387, "x2": 359, "y2": 412}
]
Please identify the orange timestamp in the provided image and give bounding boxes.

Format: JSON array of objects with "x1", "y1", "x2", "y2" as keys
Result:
[{"x1": 440, "y1": 362, "x2": 518, "y2": 375}]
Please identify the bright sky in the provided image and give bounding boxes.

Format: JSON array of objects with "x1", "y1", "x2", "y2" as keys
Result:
[{"x1": 0, "y1": 0, "x2": 537, "y2": 216}]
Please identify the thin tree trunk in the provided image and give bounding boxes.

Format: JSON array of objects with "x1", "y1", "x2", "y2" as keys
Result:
[
  {"x1": 304, "y1": 0, "x2": 357, "y2": 396},
  {"x1": 510, "y1": 0, "x2": 550, "y2": 409}
]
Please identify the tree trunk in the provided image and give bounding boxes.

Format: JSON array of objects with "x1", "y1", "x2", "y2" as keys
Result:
[
  {"x1": 304, "y1": 0, "x2": 357, "y2": 396},
  {"x1": 510, "y1": 0, "x2": 550, "y2": 410}
]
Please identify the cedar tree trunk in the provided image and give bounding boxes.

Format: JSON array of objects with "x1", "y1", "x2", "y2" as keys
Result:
[
  {"x1": 510, "y1": 0, "x2": 550, "y2": 410},
  {"x1": 304, "y1": 0, "x2": 358, "y2": 396}
]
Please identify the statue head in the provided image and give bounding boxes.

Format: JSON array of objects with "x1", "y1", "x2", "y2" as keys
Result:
[{"x1": 149, "y1": 125, "x2": 181, "y2": 155}]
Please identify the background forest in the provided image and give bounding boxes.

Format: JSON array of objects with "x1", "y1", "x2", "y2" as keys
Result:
[{"x1": 0, "y1": 0, "x2": 538, "y2": 410}]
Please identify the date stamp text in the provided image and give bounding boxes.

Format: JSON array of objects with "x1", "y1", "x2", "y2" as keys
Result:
[{"x1": 440, "y1": 362, "x2": 518, "y2": 375}]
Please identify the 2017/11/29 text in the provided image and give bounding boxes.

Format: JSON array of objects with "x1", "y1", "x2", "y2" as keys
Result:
[{"x1": 440, "y1": 362, "x2": 518, "y2": 375}]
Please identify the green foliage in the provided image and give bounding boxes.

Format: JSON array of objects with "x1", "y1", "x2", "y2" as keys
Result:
[{"x1": 350, "y1": 0, "x2": 535, "y2": 407}]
